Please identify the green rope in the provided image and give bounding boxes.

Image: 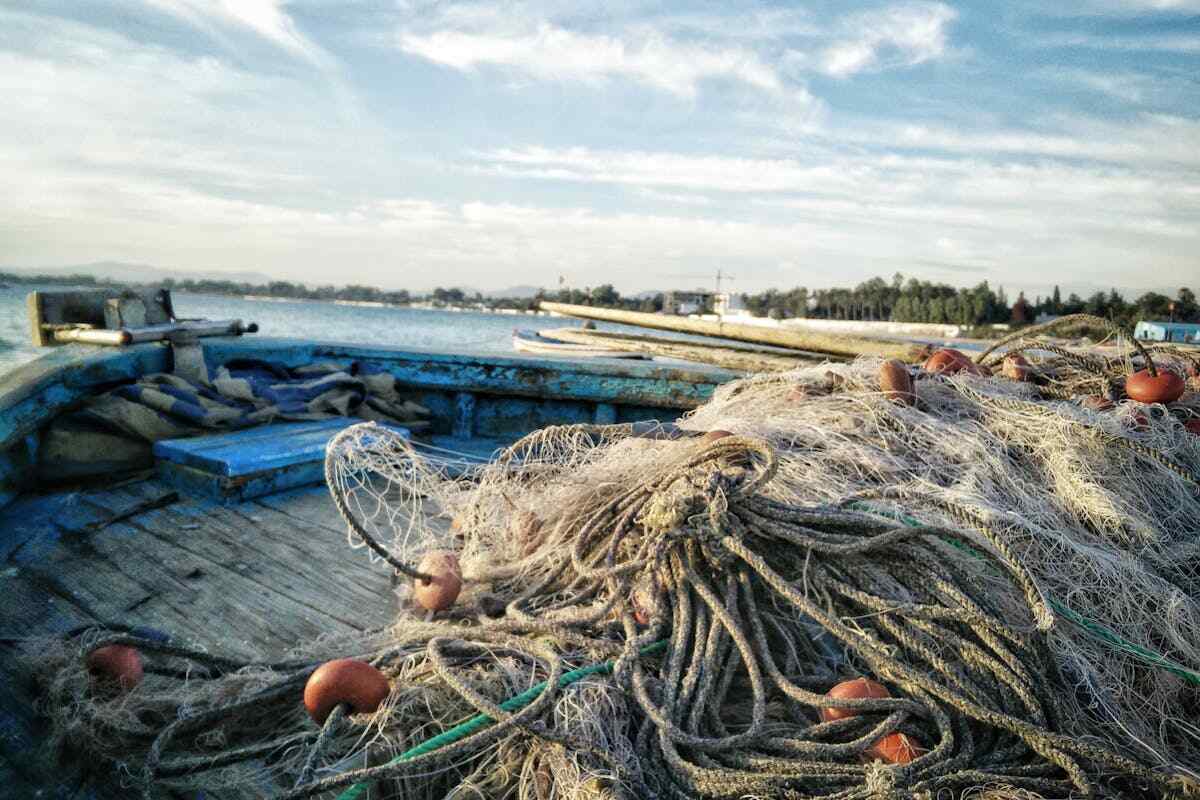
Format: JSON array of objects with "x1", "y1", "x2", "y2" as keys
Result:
[
  {"x1": 849, "y1": 502, "x2": 1200, "y2": 686},
  {"x1": 335, "y1": 640, "x2": 669, "y2": 800}
]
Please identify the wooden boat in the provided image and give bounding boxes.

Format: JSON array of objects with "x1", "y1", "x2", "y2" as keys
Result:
[
  {"x1": 0, "y1": 294, "x2": 735, "y2": 797},
  {"x1": 511, "y1": 327, "x2": 648, "y2": 359}
]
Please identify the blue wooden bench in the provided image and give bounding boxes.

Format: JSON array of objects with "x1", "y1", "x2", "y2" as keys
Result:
[{"x1": 153, "y1": 419, "x2": 411, "y2": 505}]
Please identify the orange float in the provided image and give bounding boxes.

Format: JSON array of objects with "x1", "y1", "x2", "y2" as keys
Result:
[
  {"x1": 1001, "y1": 354, "x2": 1030, "y2": 381},
  {"x1": 87, "y1": 644, "x2": 143, "y2": 692},
  {"x1": 922, "y1": 348, "x2": 983, "y2": 376},
  {"x1": 866, "y1": 732, "x2": 926, "y2": 764},
  {"x1": 878, "y1": 360, "x2": 915, "y2": 405},
  {"x1": 820, "y1": 677, "x2": 890, "y2": 722},
  {"x1": 413, "y1": 550, "x2": 462, "y2": 612},
  {"x1": 303, "y1": 659, "x2": 390, "y2": 724},
  {"x1": 1125, "y1": 368, "x2": 1185, "y2": 404}
]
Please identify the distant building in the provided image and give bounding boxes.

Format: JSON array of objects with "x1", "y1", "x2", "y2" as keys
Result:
[
  {"x1": 663, "y1": 290, "x2": 712, "y2": 315},
  {"x1": 1134, "y1": 320, "x2": 1200, "y2": 344},
  {"x1": 713, "y1": 292, "x2": 747, "y2": 317}
]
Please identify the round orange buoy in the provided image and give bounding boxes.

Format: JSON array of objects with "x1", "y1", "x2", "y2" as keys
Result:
[
  {"x1": 820, "y1": 677, "x2": 890, "y2": 722},
  {"x1": 1125, "y1": 368, "x2": 1185, "y2": 404},
  {"x1": 922, "y1": 348, "x2": 981, "y2": 376},
  {"x1": 1001, "y1": 354, "x2": 1030, "y2": 382},
  {"x1": 865, "y1": 732, "x2": 926, "y2": 764},
  {"x1": 878, "y1": 359, "x2": 915, "y2": 405},
  {"x1": 413, "y1": 550, "x2": 462, "y2": 612},
  {"x1": 303, "y1": 659, "x2": 390, "y2": 724},
  {"x1": 701, "y1": 430, "x2": 734, "y2": 444},
  {"x1": 87, "y1": 645, "x2": 143, "y2": 692}
]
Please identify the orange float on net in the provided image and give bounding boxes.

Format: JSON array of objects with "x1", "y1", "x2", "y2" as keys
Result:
[
  {"x1": 865, "y1": 732, "x2": 926, "y2": 765},
  {"x1": 1001, "y1": 354, "x2": 1030, "y2": 382},
  {"x1": 820, "y1": 677, "x2": 890, "y2": 722},
  {"x1": 87, "y1": 644, "x2": 144, "y2": 692},
  {"x1": 303, "y1": 659, "x2": 390, "y2": 725},
  {"x1": 878, "y1": 359, "x2": 915, "y2": 405},
  {"x1": 413, "y1": 550, "x2": 462, "y2": 612},
  {"x1": 1125, "y1": 368, "x2": 1185, "y2": 404},
  {"x1": 922, "y1": 348, "x2": 982, "y2": 376}
]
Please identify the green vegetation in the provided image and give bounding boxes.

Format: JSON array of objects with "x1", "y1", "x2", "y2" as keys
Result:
[
  {"x1": 2, "y1": 270, "x2": 1195, "y2": 329},
  {"x1": 742, "y1": 274, "x2": 1199, "y2": 329}
]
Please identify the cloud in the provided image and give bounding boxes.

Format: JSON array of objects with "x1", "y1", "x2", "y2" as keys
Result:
[
  {"x1": 818, "y1": 2, "x2": 957, "y2": 77},
  {"x1": 398, "y1": 22, "x2": 784, "y2": 98},
  {"x1": 1073, "y1": 0, "x2": 1200, "y2": 12},
  {"x1": 877, "y1": 115, "x2": 1200, "y2": 166},
  {"x1": 142, "y1": 0, "x2": 334, "y2": 67},
  {"x1": 1044, "y1": 68, "x2": 1150, "y2": 102},
  {"x1": 1042, "y1": 32, "x2": 1200, "y2": 53},
  {"x1": 471, "y1": 146, "x2": 857, "y2": 193}
]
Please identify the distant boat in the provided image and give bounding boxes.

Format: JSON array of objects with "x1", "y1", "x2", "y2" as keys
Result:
[
  {"x1": 1134, "y1": 319, "x2": 1200, "y2": 345},
  {"x1": 511, "y1": 328, "x2": 649, "y2": 359}
]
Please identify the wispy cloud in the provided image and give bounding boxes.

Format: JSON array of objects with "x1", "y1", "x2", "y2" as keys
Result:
[
  {"x1": 143, "y1": 0, "x2": 334, "y2": 67},
  {"x1": 1042, "y1": 31, "x2": 1200, "y2": 53},
  {"x1": 398, "y1": 22, "x2": 784, "y2": 98},
  {"x1": 1044, "y1": 68, "x2": 1151, "y2": 102},
  {"x1": 817, "y1": 2, "x2": 957, "y2": 77}
]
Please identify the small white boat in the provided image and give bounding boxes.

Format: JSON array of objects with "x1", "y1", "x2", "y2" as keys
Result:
[{"x1": 511, "y1": 328, "x2": 648, "y2": 359}]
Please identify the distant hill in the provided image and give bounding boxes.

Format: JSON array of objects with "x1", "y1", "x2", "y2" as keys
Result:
[{"x1": 1, "y1": 261, "x2": 274, "y2": 286}]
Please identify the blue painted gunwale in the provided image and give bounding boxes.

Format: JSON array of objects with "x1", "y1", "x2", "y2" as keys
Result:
[{"x1": 0, "y1": 337, "x2": 736, "y2": 507}]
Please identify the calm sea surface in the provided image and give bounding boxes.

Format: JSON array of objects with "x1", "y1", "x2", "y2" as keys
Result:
[{"x1": 0, "y1": 286, "x2": 594, "y2": 378}]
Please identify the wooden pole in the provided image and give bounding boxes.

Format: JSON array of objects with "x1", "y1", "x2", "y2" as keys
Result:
[
  {"x1": 538, "y1": 302, "x2": 927, "y2": 362},
  {"x1": 541, "y1": 328, "x2": 813, "y2": 373}
]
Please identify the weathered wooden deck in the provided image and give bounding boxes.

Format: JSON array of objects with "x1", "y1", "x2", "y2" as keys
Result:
[{"x1": 0, "y1": 478, "x2": 401, "y2": 798}]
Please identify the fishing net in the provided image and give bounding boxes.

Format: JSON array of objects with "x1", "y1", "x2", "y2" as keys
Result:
[{"x1": 32, "y1": 317, "x2": 1200, "y2": 800}]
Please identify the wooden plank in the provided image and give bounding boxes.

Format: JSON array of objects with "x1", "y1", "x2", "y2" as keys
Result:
[
  {"x1": 542, "y1": 327, "x2": 818, "y2": 372},
  {"x1": 539, "y1": 301, "x2": 927, "y2": 361},
  {"x1": 153, "y1": 420, "x2": 409, "y2": 478},
  {"x1": 0, "y1": 480, "x2": 406, "y2": 800},
  {"x1": 96, "y1": 482, "x2": 396, "y2": 633}
]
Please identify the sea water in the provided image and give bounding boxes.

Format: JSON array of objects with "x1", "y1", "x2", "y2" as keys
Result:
[{"x1": 0, "y1": 286, "x2": 565, "y2": 377}]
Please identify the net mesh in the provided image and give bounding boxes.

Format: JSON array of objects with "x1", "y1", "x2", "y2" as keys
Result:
[{"x1": 30, "y1": 326, "x2": 1200, "y2": 800}]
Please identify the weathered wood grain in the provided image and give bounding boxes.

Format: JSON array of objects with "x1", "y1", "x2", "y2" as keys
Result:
[{"x1": 0, "y1": 479, "x2": 402, "y2": 799}]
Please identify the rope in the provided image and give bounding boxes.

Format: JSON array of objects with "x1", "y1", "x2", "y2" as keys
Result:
[{"x1": 44, "y1": 419, "x2": 1200, "y2": 799}]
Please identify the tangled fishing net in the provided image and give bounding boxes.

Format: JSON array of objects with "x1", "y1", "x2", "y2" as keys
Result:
[{"x1": 33, "y1": 315, "x2": 1200, "y2": 799}]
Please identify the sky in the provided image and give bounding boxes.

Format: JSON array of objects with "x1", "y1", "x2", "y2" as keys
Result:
[{"x1": 1, "y1": 1, "x2": 1197, "y2": 298}]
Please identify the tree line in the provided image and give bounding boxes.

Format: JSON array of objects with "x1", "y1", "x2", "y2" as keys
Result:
[
  {"x1": 742, "y1": 274, "x2": 1199, "y2": 329},
  {"x1": 3, "y1": 270, "x2": 1195, "y2": 329}
]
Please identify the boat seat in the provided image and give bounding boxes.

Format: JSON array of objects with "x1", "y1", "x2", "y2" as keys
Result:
[{"x1": 154, "y1": 419, "x2": 411, "y2": 505}]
